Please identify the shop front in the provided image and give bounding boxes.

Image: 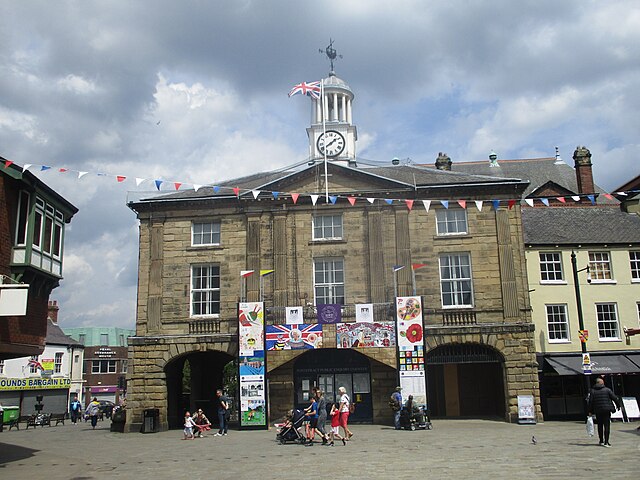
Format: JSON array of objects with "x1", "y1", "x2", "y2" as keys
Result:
[
  {"x1": 538, "y1": 352, "x2": 640, "y2": 420},
  {"x1": 0, "y1": 377, "x2": 71, "y2": 415}
]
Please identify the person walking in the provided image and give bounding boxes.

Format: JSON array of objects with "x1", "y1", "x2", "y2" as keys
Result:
[
  {"x1": 338, "y1": 386, "x2": 353, "y2": 440},
  {"x1": 390, "y1": 386, "x2": 403, "y2": 430},
  {"x1": 214, "y1": 389, "x2": 229, "y2": 436},
  {"x1": 86, "y1": 397, "x2": 101, "y2": 430},
  {"x1": 303, "y1": 393, "x2": 319, "y2": 443},
  {"x1": 588, "y1": 377, "x2": 622, "y2": 447},
  {"x1": 183, "y1": 411, "x2": 196, "y2": 440},
  {"x1": 328, "y1": 403, "x2": 346, "y2": 446},
  {"x1": 69, "y1": 395, "x2": 82, "y2": 425},
  {"x1": 314, "y1": 388, "x2": 330, "y2": 444}
]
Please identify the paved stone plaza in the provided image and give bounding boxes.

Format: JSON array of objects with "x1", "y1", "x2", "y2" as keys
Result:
[{"x1": 1, "y1": 419, "x2": 638, "y2": 479}]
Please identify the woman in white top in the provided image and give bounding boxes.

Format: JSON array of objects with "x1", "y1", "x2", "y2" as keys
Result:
[{"x1": 337, "y1": 386, "x2": 354, "y2": 439}]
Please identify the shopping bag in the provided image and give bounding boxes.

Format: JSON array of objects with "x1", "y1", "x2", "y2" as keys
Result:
[{"x1": 586, "y1": 415, "x2": 595, "y2": 437}]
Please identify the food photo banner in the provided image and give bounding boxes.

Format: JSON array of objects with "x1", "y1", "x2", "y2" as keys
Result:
[{"x1": 238, "y1": 302, "x2": 267, "y2": 429}]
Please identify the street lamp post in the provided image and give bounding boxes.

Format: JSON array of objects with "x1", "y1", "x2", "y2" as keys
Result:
[{"x1": 570, "y1": 250, "x2": 591, "y2": 414}]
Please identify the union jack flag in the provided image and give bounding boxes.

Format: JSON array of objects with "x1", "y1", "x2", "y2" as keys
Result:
[
  {"x1": 28, "y1": 358, "x2": 44, "y2": 370},
  {"x1": 266, "y1": 324, "x2": 322, "y2": 350},
  {"x1": 288, "y1": 81, "x2": 321, "y2": 99}
]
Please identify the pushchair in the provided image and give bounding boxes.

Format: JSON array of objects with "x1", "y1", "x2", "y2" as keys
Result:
[
  {"x1": 275, "y1": 409, "x2": 308, "y2": 445},
  {"x1": 399, "y1": 403, "x2": 432, "y2": 431}
]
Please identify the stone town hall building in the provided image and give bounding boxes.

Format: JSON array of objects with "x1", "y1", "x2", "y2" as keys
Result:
[{"x1": 126, "y1": 69, "x2": 540, "y2": 431}]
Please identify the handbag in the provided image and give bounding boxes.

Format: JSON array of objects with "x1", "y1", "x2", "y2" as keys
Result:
[{"x1": 586, "y1": 415, "x2": 595, "y2": 437}]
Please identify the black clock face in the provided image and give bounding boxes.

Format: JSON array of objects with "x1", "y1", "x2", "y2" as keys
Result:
[{"x1": 317, "y1": 130, "x2": 345, "y2": 157}]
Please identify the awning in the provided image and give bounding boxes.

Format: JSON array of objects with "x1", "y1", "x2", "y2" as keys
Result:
[
  {"x1": 627, "y1": 354, "x2": 640, "y2": 368},
  {"x1": 545, "y1": 354, "x2": 640, "y2": 376}
]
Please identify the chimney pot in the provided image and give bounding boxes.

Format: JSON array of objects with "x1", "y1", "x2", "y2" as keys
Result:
[
  {"x1": 435, "y1": 152, "x2": 452, "y2": 171},
  {"x1": 573, "y1": 146, "x2": 594, "y2": 194}
]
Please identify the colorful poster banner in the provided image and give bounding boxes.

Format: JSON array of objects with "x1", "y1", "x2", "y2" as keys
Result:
[
  {"x1": 336, "y1": 322, "x2": 396, "y2": 348},
  {"x1": 355, "y1": 303, "x2": 374, "y2": 323},
  {"x1": 238, "y1": 302, "x2": 267, "y2": 428},
  {"x1": 239, "y1": 302, "x2": 264, "y2": 356},
  {"x1": 582, "y1": 352, "x2": 592, "y2": 374},
  {"x1": 317, "y1": 303, "x2": 342, "y2": 324},
  {"x1": 285, "y1": 306, "x2": 304, "y2": 324},
  {"x1": 395, "y1": 296, "x2": 427, "y2": 406},
  {"x1": 266, "y1": 324, "x2": 323, "y2": 350}
]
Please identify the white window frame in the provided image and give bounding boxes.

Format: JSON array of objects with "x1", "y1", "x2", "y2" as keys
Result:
[
  {"x1": 588, "y1": 251, "x2": 614, "y2": 283},
  {"x1": 439, "y1": 253, "x2": 474, "y2": 308},
  {"x1": 545, "y1": 304, "x2": 570, "y2": 343},
  {"x1": 539, "y1": 252, "x2": 564, "y2": 283},
  {"x1": 14, "y1": 190, "x2": 30, "y2": 246},
  {"x1": 54, "y1": 352, "x2": 63, "y2": 374},
  {"x1": 312, "y1": 214, "x2": 343, "y2": 241},
  {"x1": 122, "y1": 359, "x2": 128, "y2": 374},
  {"x1": 92, "y1": 360, "x2": 117, "y2": 374},
  {"x1": 191, "y1": 220, "x2": 221, "y2": 246},
  {"x1": 596, "y1": 303, "x2": 620, "y2": 341},
  {"x1": 313, "y1": 257, "x2": 345, "y2": 305},
  {"x1": 436, "y1": 209, "x2": 468, "y2": 236},
  {"x1": 100, "y1": 333, "x2": 109, "y2": 345},
  {"x1": 630, "y1": 251, "x2": 640, "y2": 282},
  {"x1": 190, "y1": 264, "x2": 221, "y2": 317}
]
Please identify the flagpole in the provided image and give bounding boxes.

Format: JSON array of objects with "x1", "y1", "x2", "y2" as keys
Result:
[
  {"x1": 412, "y1": 267, "x2": 417, "y2": 296},
  {"x1": 393, "y1": 269, "x2": 398, "y2": 299},
  {"x1": 321, "y1": 79, "x2": 329, "y2": 203}
]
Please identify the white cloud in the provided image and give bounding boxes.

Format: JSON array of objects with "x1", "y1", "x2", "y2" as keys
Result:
[{"x1": 57, "y1": 74, "x2": 98, "y2": 95}]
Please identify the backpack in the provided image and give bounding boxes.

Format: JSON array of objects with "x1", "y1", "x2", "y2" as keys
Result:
[{"x1": 389, "y1": 394, "x2": 401, "y2": 412}]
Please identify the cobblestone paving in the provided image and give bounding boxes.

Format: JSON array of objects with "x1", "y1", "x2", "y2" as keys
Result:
[{"x1": 1, "y1": 419, "x2": 638, "y2": 479}]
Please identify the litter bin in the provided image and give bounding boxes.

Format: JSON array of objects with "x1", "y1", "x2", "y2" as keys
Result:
[
  {"x1": 110, "y1": 407, "x2": 126, "y2": 433},
  {"x1": 142, "y1": 408, "x2": 160, "y2": 433},
  {"x1": 1, "y1": 406, "x2": 19, "y2": 433}
]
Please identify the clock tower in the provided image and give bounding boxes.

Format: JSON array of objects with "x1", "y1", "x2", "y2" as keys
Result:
[{"x1": 307, "y1": 42, "x2": 357, "y2": 166}]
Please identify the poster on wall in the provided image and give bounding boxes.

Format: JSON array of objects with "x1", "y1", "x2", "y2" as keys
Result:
[
  {"x1": 317, "y1": 304, "x2": 342, "y2": 324},
  {"x1": 239, "y1": 302, "x2": 264, "y2": 356},
  {"x1": 238, "y1": 302, "x2": 267, "y2": 428},
  {"x1": 336, "y1": 322, "x2": 396, "y2": 348},
  {"x1": 355, "y1": 304, "x2": 374, "y2": 323},
  {"x1": 265, "y1": 324, "x2": 323, "y2": 350},
  {"x1": 395, "y1": 296, "x2": 427, "y2": 406},
  {"x1": 285, "y1": 306, "x2": 304, "y2": 324}
]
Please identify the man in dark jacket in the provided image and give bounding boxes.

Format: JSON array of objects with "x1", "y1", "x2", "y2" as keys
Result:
[{"x1": 588, "y1": 378, "x2": 621, "y2": 447}]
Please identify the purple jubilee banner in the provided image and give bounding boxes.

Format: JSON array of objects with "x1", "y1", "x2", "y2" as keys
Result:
[{"x1": 317, "y1": 304, "x2": 342, "y2": 324}]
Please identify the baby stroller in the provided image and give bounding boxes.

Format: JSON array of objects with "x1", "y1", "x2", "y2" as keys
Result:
[
  {"x1": 276, "y1": 409, "x2": 308, "y2": 445},
  {"x1": 399, "y1": 403, "x2": 432, "y2": 431}
]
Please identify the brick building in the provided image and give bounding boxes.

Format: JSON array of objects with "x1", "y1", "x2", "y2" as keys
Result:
[
  {"x1": 0, "y1": 158, "x2": 77, "y2": 360},
  {"x1": 125, "y1": 71, "x2": 542, "y2": 432}
]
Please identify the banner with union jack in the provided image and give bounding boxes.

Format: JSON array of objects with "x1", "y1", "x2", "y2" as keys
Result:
[
  {"x1": 288, "y1": 81, "x2": 321, "y2": 99},
  {"x1": 266, "y1": 324, "x2": 322, "y2": 350}
]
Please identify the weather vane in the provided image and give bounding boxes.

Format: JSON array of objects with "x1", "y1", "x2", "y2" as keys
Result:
[{"x1": 319, "y1": 38, "x2": 342, "y2": 73}]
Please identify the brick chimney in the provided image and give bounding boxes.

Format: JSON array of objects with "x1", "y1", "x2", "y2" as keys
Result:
[
  {"x1": 48, "y1": 300, "x2": 59, "y2": 324},
  {"x1": 573, "y1": 146, "x2": 594, "y2": 194},
  {"x1": 435, "y1": 152, "x2": 452, "y2": 171}
]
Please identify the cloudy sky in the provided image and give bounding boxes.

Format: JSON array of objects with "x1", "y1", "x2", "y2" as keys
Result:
[{"x1": 1, "y1": 1, "x2": 639, "y2": 329}]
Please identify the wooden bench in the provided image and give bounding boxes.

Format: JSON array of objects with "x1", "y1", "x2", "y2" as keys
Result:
[
  {"x1": 50, "y1": 413, "x2": 66, "y2": 426},
  {"x1": 7, "y1": 415, "x2": 32, "y2": 431}
]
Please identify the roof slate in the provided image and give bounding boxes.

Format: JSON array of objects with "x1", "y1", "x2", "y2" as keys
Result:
[
  {"x1": 522, "y1": 207, "x2": 640, "y2": 245},
  {"x1": 46, "y1": 319, "x2": 83, "y2": 347}
]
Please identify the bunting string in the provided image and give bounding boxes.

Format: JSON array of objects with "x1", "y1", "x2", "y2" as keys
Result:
[{"x1": 2, "y1": 158, "x2": 637, "y2": 212}]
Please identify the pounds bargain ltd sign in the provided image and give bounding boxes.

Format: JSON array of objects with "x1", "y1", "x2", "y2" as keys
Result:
[{"x1": 0, "y1": 377, "x2": 71, "y2": 391}]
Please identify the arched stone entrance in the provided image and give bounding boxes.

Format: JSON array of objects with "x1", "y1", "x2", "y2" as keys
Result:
[
  {"x1": 165, "y1": 350, "x2": 234, "y2": 429},
  {"x1": 426, "y1": 343, "x2": 506, "y2": 418}
]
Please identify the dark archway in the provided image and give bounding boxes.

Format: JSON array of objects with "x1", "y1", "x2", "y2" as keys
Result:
[
  {"x1": 426, "y1": 343, "x2": 505, "y2": 418},
  {"x1": 293, "y1": 348, "x2": 373, "y2": 422},
  {"x1": 165, "y1": 350, "x2": 234, "y2": 429}
]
